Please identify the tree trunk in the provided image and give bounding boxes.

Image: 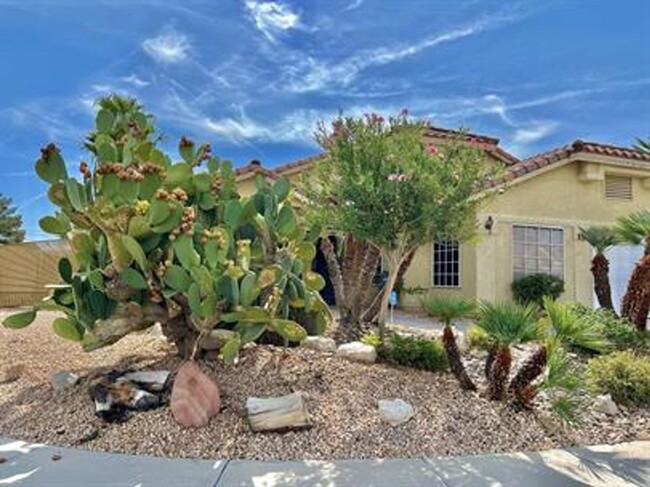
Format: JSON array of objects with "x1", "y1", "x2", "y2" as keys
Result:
[
  {"x1": 591, "y1": 254, "x2": 615, "y2": 312},
  {"x1": 509, "y1": 345, "x2": 547, "y2": 408},
  {"x1": 621, "y1": 253, "x2": 650, "y2": 331},
  {"x1": 376, "y1": 251, "x2": 406, "y2": 340},
  {"x1": 488, "y1": 345, "x2": 511, "y2": 401},
  {"x1": 361, "y1": 249, "x2": 416, "y2": 324},
  {"x1": 485, "y1": 344, "x2": 497, "y2": 380},
  {"x1": 442, "y1": 325, "x2": 476, "y2": 391}
]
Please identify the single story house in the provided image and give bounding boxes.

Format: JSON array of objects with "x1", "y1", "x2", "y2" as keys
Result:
[{"x1": 234, "y1": 126, "x2": 650, "y2": 311}]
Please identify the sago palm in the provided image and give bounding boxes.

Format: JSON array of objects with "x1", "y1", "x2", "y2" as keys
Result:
[
  {"x1": 616, "y1": 210, "x2": 650, "y2": 330},
  {"x1": 477, "y1": 301, "x2": 541, "y2": 400},
  {"x1": 509, "y1": 297, "x2": 608, "y2": 407},
  {"x1": 579, "y1": 226, "x2": 619, "y2": 312},
  {"x1": 420, "y1": 295, "x2": 476, "y2": 390}
]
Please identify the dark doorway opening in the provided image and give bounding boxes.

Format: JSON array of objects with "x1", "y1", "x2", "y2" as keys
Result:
[{"x1": 312, "y1": 237, "x2": 336, "y2": 305}]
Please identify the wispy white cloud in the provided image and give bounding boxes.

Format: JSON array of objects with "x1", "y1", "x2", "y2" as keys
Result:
[
  {"x1": 344, "y1": 0, "x2": 364, "y2": 11},
  {"x1": 512, "y1": 120, "x2": 559, "y2": 145},
  {"x1": 284, "y1": 12, "x2": 519, "y2": 93},
  {"x1": 142, "y1": 27, "x2": 191, "y2": 63},
  {"x1": 121, "y1": 74, "x2": 150, "y2": 88},
  {"x1": 245, "y1": 1, "x2": 300, "y2": 42}
]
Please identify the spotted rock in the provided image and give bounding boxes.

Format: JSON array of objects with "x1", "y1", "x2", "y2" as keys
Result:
[{"x1": 171, "y1": 362, "x2": 221, "y2": 428}]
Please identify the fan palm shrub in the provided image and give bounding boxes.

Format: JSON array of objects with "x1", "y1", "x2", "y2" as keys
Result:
[
  {"x1": 579, "y1": 226, "x2": 619, "y2": 312},
  {"x1": 616, "y1": 210, "x2": 650, "y2": 330},
  {"x1": 476, "y1": 301, "x2": 541, "y2": 400},
  {"x1": 509, "y1": 297, "x2": 608, "y2": 408},
  {"x1": 420, "y1": 295, "x2": 476, "y2": 390}
]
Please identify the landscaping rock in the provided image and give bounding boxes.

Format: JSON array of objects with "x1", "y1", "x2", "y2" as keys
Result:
[
  {"x1": 378, "y1": 398, "x2": 414, "y2": 426},
  {"x1": 121, "y1": 370, "x2": 170, "y2": 392},
  {"x1": 171, "y1": 362, "x2": 221, "y2": 428},
  {"x1": 336, "y1": 341, "x2": 377, "y2": 363},
  {"x1": 51, "y1": 370, "x2": 79, "y2": 391},
  {"x1": 1, "y1": 364, "x2": 25, "y2": 384},
  {"x1": 302, "y1": 336, "x2": 337, "y2": 353},
  {"x1": 246, "y1": 392, "x2": 311, "y2": 432},
  {"x1": 593, "y1": 394, "x2": 619, "y2": 415}
]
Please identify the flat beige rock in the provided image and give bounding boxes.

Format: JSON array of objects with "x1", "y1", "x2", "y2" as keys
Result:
[{"x1": 170, "y1": 362, "x2": 221, "y2": 428}]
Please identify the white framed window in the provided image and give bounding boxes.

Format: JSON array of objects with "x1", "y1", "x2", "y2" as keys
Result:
[
  {"x1": 432, "y1": 240, "x2": 461, "y2": 287},
  {"x1": 513, "y1": 225, "x2": 564, "y2": 280}
]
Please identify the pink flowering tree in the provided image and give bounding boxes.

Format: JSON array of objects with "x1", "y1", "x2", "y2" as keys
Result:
[{"x1": 306, "y1": 112, "x2": 498, "y2": 338}]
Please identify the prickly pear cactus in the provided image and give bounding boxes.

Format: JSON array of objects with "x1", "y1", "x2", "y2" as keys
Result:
[{"x1": 3, "y1": 96, "x2": 331, "y2": 361}]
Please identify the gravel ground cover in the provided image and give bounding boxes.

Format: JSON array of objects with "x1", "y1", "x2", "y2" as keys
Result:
[{"x1": 1, "y1": 309, "x2": 648, "y2": 460}]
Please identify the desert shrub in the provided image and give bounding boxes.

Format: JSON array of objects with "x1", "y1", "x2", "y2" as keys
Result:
[
  {"x1": 360, "y1": 332, "x2": 382, "y2": 348},
  {"x1": 511, "y1": 273, "x2": 564, "y2": 306},
  {"x1": 586, "y1": 351, "x2": 650, "y2": 406},
  {"x1": 418, "y1": 294, "x2": 476, "y2": 322},
  {"x1": 570, "y1": 304, "x2": 649, "y2": 354},
  {"x1": 384, "y1": 334, "x2": 448, "y2": 372},
  {"x1": 466, "y1": 324, "x2": 493, "y2": 351}
]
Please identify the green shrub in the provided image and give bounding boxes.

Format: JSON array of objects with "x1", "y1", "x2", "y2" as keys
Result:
[
  {"x1": 466, "y1": 325, "x2": 493, "y2": 351},
  {"x1": 586, "y1": 351, "x2": 650, "y2": 406},
  {"x1": 361, "y1": 332, "x2": 382, "y2": 348},
  {"x1": 418, "y1": 294, "x2": 476, "y2": 323},
  {"x1": 385, "y1": 334, "x2": 448, "y2": 372},
  {"x1": 571, "y1": 304, "x2": 649, "y2": 354},
  {"x1": 512, "y1": 273, "x2": 564, "y2": 306}
]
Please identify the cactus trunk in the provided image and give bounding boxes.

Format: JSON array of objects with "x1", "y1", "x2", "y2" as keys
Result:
[{"x1": 442, "y1": 325, "x2": 476, "y2": 391}]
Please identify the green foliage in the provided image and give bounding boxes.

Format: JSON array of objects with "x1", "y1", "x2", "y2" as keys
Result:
[
  {"x1": 476, "y1": 300, "x2": 541, "y2": 346},
  {"x1": 466, "y1": 324, "x2": 493, "y2": 351},
  {"x1": 570, "y1": 304, "x2": 650, "y2": 354},
  {"x1": 419, "y1": 295, "x2": 476, "y2": 325},
  {"x1": 634, "y1": 137, "x2": 650, "y2": 154},
  {"x1": 615, "y1": 209, "x2": 650, "y2": 249},
  {"x1": 578, "y1": 226, "x2": 619, "y2": 254},
  {"x1": 303, "y1": 114, "x2": 500, "y2": 333},
  {"x1": 587, "y1": 351, "x2": 650, "y2": 406},
  {"x1": 541, "y1": 343, "x2": 585, "y2": 423},
  {"x1": 0, "y1": 194, "x2": 25, "y2": 244},
  {"x1": 384, "y1": 334, "x2": 448, "y2": 372},
  {"x1": 2, "y1": 95, "x2": 331, "y2": 361},
  {"x1": 542, "y1": 297, "x2": 609, "y2": 354},
  {"x1": 511, "y1": 273, "x2": 564, "y2": 306},
  {"x1": 360, "y1": 332, "x2": 382, "y2": 348}
]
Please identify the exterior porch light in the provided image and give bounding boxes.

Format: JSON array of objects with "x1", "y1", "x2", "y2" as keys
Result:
[{"x1": 484, "y1": 216, "x2": 494, "y2": 235}]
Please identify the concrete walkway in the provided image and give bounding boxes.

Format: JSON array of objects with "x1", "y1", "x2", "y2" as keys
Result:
[{"x1": 1, "y1": 438, "x2": 648, "y2": 486}]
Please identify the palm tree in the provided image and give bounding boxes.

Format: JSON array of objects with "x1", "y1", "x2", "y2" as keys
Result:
[
  {"x1": 634, "y1": 137, "x2": 650, "y2": 154},
  {"x1": 476, "y1": 301, "x2": 541, "y2": 400},
  {"x1": 616, "y1": 210, "x2": 650, "y2": 331},
  {"x1": 509, "y1": 297, "x2": 608, "y2": 407},
  {"x1": 420, "y1": 295, "x2": 477, "y2": 390},
  {"x1": 579, "y1": 226, "x2": 619, "y2": 312}
]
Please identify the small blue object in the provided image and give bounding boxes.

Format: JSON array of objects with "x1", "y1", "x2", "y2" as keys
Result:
[{"x1": 389, "y1": 291, "x2": 398, "y2": 306}]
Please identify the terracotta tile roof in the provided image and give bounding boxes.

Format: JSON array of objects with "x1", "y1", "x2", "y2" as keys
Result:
[
  {"x1": 272, "y1": 154, "x2": 323, "y2": 176},
  {"x1": 424, "y1": 126, "x2": 520, "y2": 165},
  {"x1": 234, "y1": 160, "x2": 278, "y2": 180},
  {"x1": 490, "y1": 140, "x2": 650, "y2": 186}
]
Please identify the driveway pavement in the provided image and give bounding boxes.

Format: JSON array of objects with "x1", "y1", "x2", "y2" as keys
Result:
[{"x1": 1, "y1": 437, "x2": 648, "y2": 486}]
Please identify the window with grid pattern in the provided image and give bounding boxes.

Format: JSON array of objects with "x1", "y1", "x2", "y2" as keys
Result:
[
  {"x1": 513, "y1": 225, "x2": 564, "y2": 280},
  {"x1": 605, "y1": 175, "x2": 632, "y2": 200},
  {"x1": 432, "y1": 240, "x2": 460, "y2": 287}
]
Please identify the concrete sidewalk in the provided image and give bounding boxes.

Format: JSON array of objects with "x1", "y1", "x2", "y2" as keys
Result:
[{"x1": 1, "y1": 437, "x2": 648, "y2": 486}]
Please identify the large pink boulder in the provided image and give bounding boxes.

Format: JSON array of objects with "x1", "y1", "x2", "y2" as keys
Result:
[{"x1": 171, "y1": 362, "x2": 221, "y2": 427}]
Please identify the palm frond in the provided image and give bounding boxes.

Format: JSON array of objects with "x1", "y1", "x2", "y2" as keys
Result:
[
  {"x1": 541, "y1": 342, "x2": 583, "y2": 391},
  {"x1": 634, "y1": 137, "x2": 650, "y2": 154},
  {"x1": 615, "y1": 210, "x2": 650, "y2": 246},
  {"x1": 419, "y1": 295, "x2": 476, "y2": 325},
  {"x1": 543, "y1": 297, "x2": 610, "y2": 353},
  {"x1": 578, "y1": 226, "x2": 619, "y2": 254},
  {"x1": 477, "y1": 300, "x2": 542, "y2": 346}
]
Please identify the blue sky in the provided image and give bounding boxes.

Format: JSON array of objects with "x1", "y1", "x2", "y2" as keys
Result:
[{"x1": 1, "y1": 0, "x2": 649, "y2": 240}]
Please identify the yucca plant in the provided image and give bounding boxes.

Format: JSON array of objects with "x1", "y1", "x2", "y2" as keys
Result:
[
  {"x1": 509, "y1": 297, "x2": 607, "y2": 408},
  {"x1": 477, "y1": 301, "x2": 541, "y2": 400},
  {"x1": 579, "y1": 226, "x2": 619, "y2": 312},
  {"x1": 616, "y1": 210, "x2": 650, "y2": 330},
  {"x1": 420, "y1": 294, "x2": 476, "y2": 390}
]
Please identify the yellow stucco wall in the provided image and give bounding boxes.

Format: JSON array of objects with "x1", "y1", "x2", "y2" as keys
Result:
[{"x1": 402, "y1": 158, "x2": 650, "y2": 308}]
